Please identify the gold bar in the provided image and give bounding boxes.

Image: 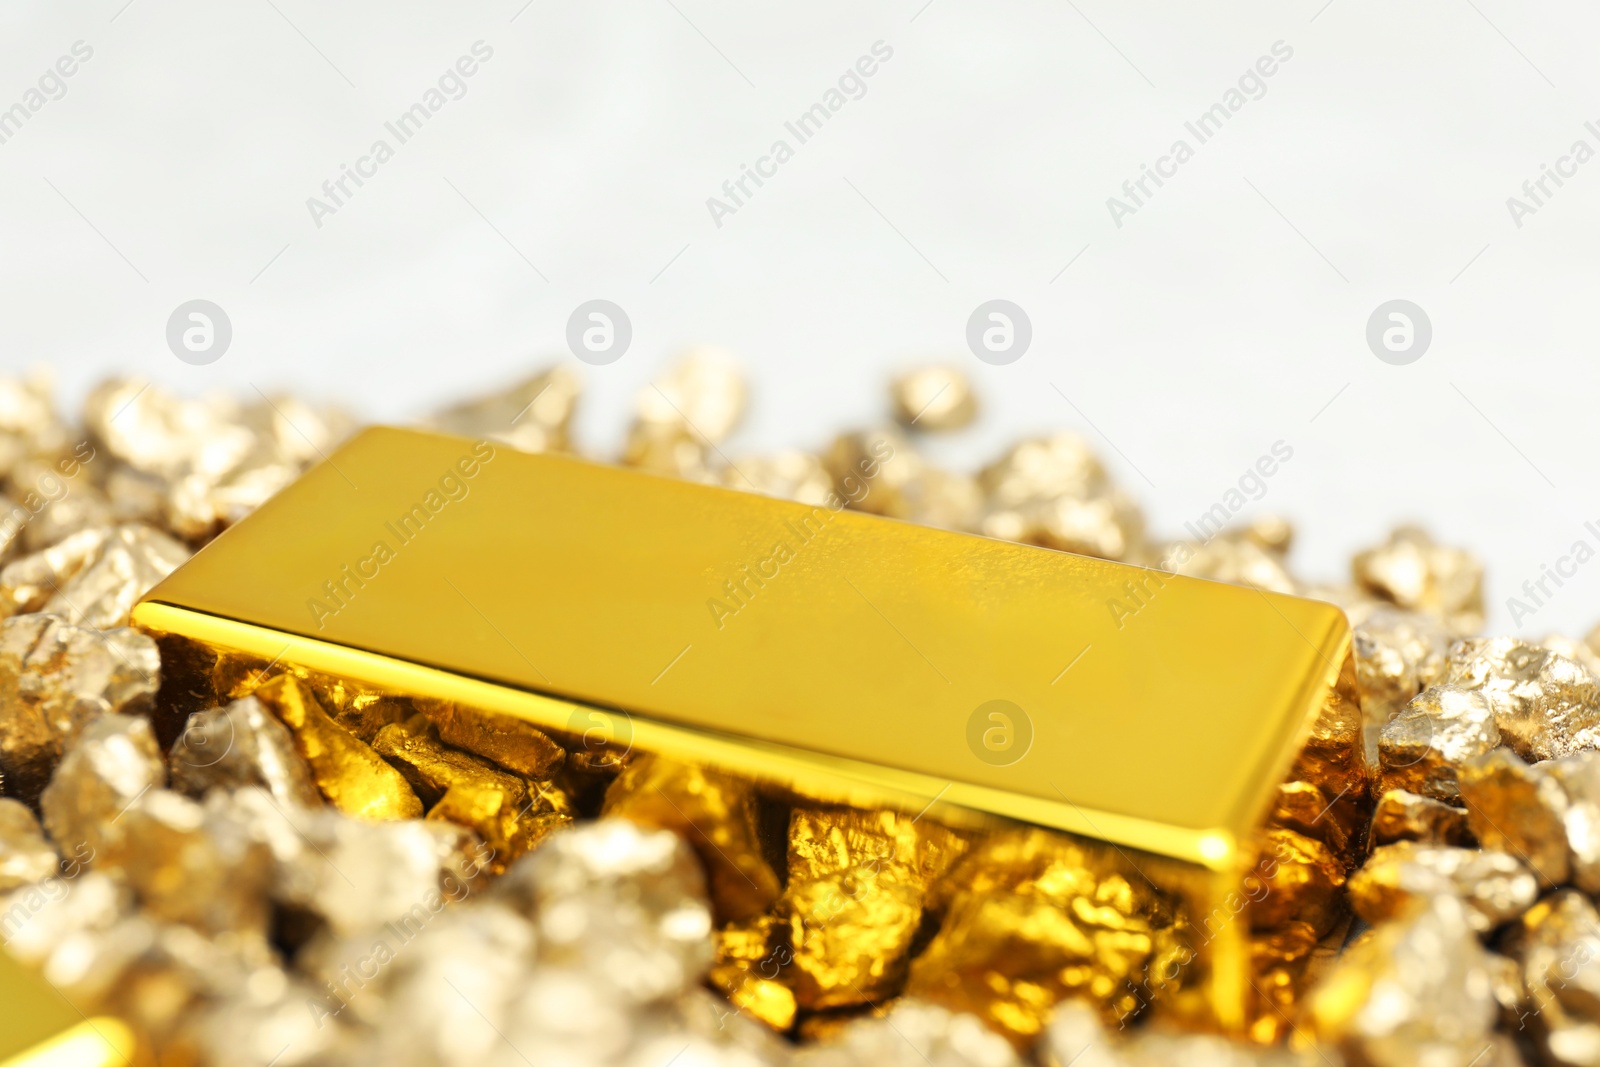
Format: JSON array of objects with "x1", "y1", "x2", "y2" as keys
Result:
[
  {"x1": 131, "y1": 426, "x2": 1350, "y2": 1029},
  {"x1": 0, "y1": 950, "x2": 135, "y2": 1067}
]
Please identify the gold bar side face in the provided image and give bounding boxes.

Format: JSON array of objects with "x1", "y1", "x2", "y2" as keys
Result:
[{"x1": 131, "y1": 426, "x2": 1353, "y2": 1030}]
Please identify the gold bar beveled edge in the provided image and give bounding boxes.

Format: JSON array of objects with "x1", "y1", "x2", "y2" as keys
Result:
[
  {"x1": 1219, "y1": 603, "x2": 1355, "y2": 848},
  {"x1": 131, "y1": 599, "x2": 1247, "y2": 872}
]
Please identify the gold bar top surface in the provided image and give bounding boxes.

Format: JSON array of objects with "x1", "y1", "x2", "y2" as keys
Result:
[{"x1": 134, "y1": 427, "x2": 1349, "y2": 871}]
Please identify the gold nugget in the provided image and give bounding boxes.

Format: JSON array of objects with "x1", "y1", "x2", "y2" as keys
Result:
[{"x1": 253, "y1": 674, "x2": 421, "y2": 821}]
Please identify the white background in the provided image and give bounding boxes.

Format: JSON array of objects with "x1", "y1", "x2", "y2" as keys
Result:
[{"x1": 1, "y1": 1, "x2": 1596, "y2": 635}]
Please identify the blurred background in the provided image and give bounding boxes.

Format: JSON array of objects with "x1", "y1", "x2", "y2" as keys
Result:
[{"x1": 0, "y1": 0, "x2": 1595, "y2": 633}]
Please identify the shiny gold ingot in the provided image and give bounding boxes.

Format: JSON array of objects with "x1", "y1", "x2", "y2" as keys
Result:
[{"x1": 130, "y1": 427, "x2": 1352, "y2": 1031}]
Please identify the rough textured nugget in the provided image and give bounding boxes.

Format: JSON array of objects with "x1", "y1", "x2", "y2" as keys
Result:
[{"x1": 129, "y1": 426, "x2": 1351, "y2": 1031}]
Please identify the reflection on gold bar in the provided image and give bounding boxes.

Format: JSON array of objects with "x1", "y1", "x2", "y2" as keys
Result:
[
  {"x1": 131, "y1": 427, "x2": 1351, "y2": 1032},
  {"x1": 0, "y1": 949, "x2": 136, "y2": 1067}
]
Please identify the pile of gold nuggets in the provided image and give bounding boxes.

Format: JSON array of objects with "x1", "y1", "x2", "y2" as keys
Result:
[{"x1": 0, "y1": 354, "x2": 1595, "y2": 1067}]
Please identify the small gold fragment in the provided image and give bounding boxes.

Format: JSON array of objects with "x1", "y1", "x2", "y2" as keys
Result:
[
  {"x1": 39, "y1": 713, "x2": 166, "y2": 860},
  {"x1": 0, "y1": 372, "x2": 70, "y2": 482},
  {"x1": 428, "y1": 364, "x2": 580, "y2": 454},
  {"x1": 1248, "y1": 919, "x2": 1343, "y2": 1043},
  {"x1": 1349, "y1": 605, "x2": 1450, "y2": 734},
  {"x1": 419, "y1": 699, "x2": 565, "y2": 779},
  {"x1": 1445, "y1": 636, "x2": 1600, "y2": 760},
  {"x1": 0, "y1": 797, "x2": 60, "y2": 889},
  {"x1": 1048, "y1": 998, "x2": 1337, "y2": 1066},
  {"x1": 602, "y1": 753, "x2": 780, "y2": 923},
  {"x1": 491, "y1": 819, "x2": 715, "y2": 1005},
  {"x1": 1542, "y1": 631, "x2": 1600, "y2": 682},
  {"x1": 2, "y1": 523, "x2": 190, "y2": 627},
  {"x1": 96, "y1": 788, "x2": 274, "y2": 938},
  {"x1": 890, "y1": 366, "x2": 978, "y2": 432},
  {"x1": 1458, "y1": 748, "x2": 1568, "y2": 888},
  {"x1": 1268, "y1": 781, "x2": 1350, "y2": 860},
  {"x1": 1243, "y1": 514, "x2": 1295, "y2": 555},
  {"x1": 825, "y1": 428, "x2": 983, "y2": 531},
  {"x1": 782, "y1": 807, "x2": 969, "y2": 1012},
  {"x1": 9, "y1": 451, "x2": 114, "y2": 551},
  {"x1": 238, "y1": 666, "x2": 414, "y2": 743},
  {"x1": 168, "y1": 695, "x2": 323, "y2": 809},
  {"x1": 373, "y1": 714, "x2": 524, "y2": 804},
  {"x1": 1351, "y1": 524, "x2": 1485, "y2": 636},
  {"x1": 0, "y1": 612, "x2": 160, "y2": 802},
  {"x1": 85, "y1": 378, "x2": 354, "y2": 542},
  {"x1": 210, "y1": 648, "x2": 268, "y2": 703},
  {"x1": 253, "y1": 674, "x2": 421, "y2": 821},
  {"x1": 1155, "y1": 526, "x2": 1298, "y2": 594},
  {"x1": 707, "y1": 914, "x2": 797, "y2": 1031},
  {"x1": 721, "y1": 450, "x2": 835, "y2": 506},
  {"x1": 794, "y1": 999, "x2": 1022, "y2": 1067},
  {"x1": 428, "y1": 785, "x2": 570, "y2": 871},
  {"x1": 1502, "y1": 889, "x2": 1600, "y2": 1066},
  {"x1": 623, "y1": 350, "x2": 746, "y2": 480},
  {"x1": 978, "y1": 433, "x2": 1143, "y2": 560},
  {"x1": 908, "y1": 827, "x2": 1189, "y2": 1047},
  {"x1": 1288, "y1": 654, "x2": 1366, "y2": 807},
  {"x1": 372, "y1": 714, "x2": 566, "y2": 868},
  {"x1": 1370, "y1": 789, "x2": 1473, "y2": 847},
  {"x1": 1250, "y1": 827, "x2": 1346, "y2": 937},
  {"x1": 1378, "y1": 684, "x2": 1500, "y2": 801},
  {"x1": 784, "y1": 865, "x2": 920, "y2": 1011},
  {"x1": 1347, "y1": 841, "x2": 1536, "y2": 933},
  {"x1": 1302, "y1": 894, "x2": 1499, "y2": 1067},
  {"x1": 1525, "y1": 750, "x2": 1600, "y2": 895}
]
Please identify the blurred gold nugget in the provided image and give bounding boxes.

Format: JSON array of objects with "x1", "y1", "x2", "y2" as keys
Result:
[{"x1": 890, "y1": 366, "x2": 978, "y2": 431}]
